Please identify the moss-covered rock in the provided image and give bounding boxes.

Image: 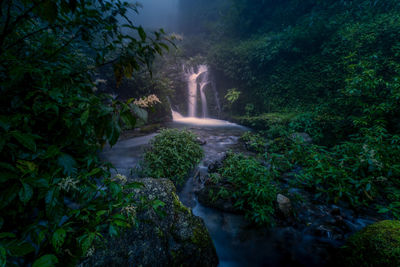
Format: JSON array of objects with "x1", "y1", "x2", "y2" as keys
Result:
[
  {"x1": 80, "y1": 178, "x2": 218, "y2": 267},
  {"x1": 340, "y1": 220, "x2": 400, "y2": 267}
]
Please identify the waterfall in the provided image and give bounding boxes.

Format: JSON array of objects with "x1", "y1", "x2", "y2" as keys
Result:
[
  {"x1": 171, "y1": 65, "x2": 234, "y2": 126},
  {"x1": 171, "y1": 109, "x2": 183, "y2": 120},
  {"x1": 186, "y1": 65, "x2": 208, "y2": 117},
  {"x1": 200, "y1": 81, "x2": 209, "y2": 118}
]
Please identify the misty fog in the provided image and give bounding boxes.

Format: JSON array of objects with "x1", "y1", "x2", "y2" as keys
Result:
[{"x1": 132, "y1": 0, "x2": 179, "y2": 31}]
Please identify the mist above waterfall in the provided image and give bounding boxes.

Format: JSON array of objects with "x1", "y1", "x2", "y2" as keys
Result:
[{"x1": 130, "y1": 0, "x2": 179, "y2": 31}]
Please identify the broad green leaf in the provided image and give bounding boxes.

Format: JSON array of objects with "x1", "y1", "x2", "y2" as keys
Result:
[
  {"x1": 8, "y1": 240, "x2": 35, "y2": 257},
  {"x1": 120, "y1": 112, "x2": 136, "y2": 129},
  {"x1": 109, "y1": 183, "x2": 121, "y2": 198},
  {"x1": 132, "y1": 105, "x2": 148, "y2": 122},
  {"x1": 138, "y1": 26, "x2": 146, "y2": 41},
  {"x1": 19, "y1": 183, "x2": 33, "y2": 204},
  {"x1": 11, "y1": 131, "x2": 36, "y2": 152},
  {"x1": 57, "y1": 154, "x2": 77, "y2": 175},
  {"x1": 16, "y1": 160, "x2": 37, "y2": 174},
  {"x1": 87, "y1": 168, "x2": 102, "y2": 177},
  {"x1": 32, "y1": 254, "x2": 58, "y2": 267},
  {"x1": 80, "y1": 233, "x2": 95, "y2": 254},
  {"x1": 45, "y1": 187, "x2": 58, "y2": 212},
  {"x1": 52, "y1": 229, "x2": 66, "y2": 249},
  {"x1": 0, "y1": 233, "x2": 15, "y2": 239},
  {"x1": 80, "y1": 109, "x2": 90, "y2": 125}
]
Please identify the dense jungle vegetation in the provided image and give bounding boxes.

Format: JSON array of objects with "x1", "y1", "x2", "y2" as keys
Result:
[
  {"x1": 2, "y1": 0, "x2": 400, "y2": 265},
  {"x1": 176, "y1": 0, "x2": 400, "y2": 221},
  {"x1": 0, "y1": 1, "x2": 172, "y2": 265}
]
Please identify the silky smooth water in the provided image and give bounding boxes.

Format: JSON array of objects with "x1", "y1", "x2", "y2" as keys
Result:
[{"x1": 101, "y1": 118, "x2": 340, "y2": 266}]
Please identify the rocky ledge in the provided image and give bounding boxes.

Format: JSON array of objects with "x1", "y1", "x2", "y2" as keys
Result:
[{"x1": 81, "y1": 178, "x2": 218, "y2": 267}]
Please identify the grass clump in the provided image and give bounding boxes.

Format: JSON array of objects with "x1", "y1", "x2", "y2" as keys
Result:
[{"x1": 142, "y1": 129, "x2": 203, "y2": 186}]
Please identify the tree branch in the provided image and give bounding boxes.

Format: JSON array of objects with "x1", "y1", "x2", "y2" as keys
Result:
[
  {"x1": 0, "y1": 1, "x2": 43, "y2": 52},
  {"x1": 4, "y1": 25, "x2": 56, "y2": 51}
]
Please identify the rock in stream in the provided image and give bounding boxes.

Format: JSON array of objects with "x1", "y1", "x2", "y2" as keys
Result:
[{"x1": 80, "y1": 178, "x2": 218, "y2": 267}]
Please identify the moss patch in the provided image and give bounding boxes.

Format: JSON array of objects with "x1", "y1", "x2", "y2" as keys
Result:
[
  {"x1": 191, "y1": 225, "x2": 211, "y2": 248},
  {"x1": 172, "y1": 192, "x2": 191, "y2": 214},
  {"x1": 340, "y1": 220, "x2": 400, "y2": 267}
]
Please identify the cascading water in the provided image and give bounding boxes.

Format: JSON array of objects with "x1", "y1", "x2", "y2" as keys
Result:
[
  {"x1": 200, "y1": 81, "x2": 209, "y2": 118},
  {"x1": 187, "y1": 65, "x2": 208, "y2": 117},
  {"x1": 171, "y1": 64, "x2": 230, "y2": 126}
]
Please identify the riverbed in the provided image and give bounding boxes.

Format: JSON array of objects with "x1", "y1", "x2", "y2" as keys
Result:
[{"x1": 101, "y1": 118, "x2": 381, "y2": 267}]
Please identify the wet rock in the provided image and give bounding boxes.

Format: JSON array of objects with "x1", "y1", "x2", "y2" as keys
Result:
[
  {"x1": 207, "y1": 153, "x2": 227, "y2": 173},
  {"x1": 330, "y1": 206, "x2": 341, "y2": 216},
  {"x1": 291, "y1": 132, "x2": 312, "y2": 144},
  {"x1": 277, "y1": 194, "x2": 292, "y2": 218},
  {"x1": 81, "y1": 178, "x2": 218, "y2": 267},
  {"x1": 197, "y1": 184, "x2": 239, "y2": 213},
  {"x1": 195, "y1": 136, "x2": 207, "y2": 145}
]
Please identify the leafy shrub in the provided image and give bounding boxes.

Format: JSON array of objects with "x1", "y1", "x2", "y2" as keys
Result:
[
  {"x1": 0, "y1": 1, "x2": 169, "y2": 265},
  {"x1": 289, "y1": 113, "x2": 323, "y2": 142},
  {"x1": 266, "y1": 129, "x2": 400, "y2": 218},
  {"x1": 142, "y1": 129, "x2": 203, "y2": 186},
  {"x1": 295, "y1": 133, "x2": 400, "y2": 210},
  {"x1": 233, "y1": 113, "x2": 296, "y2": 131},
  {"x1": 340, "y1": 220, "x2": 400, "y2": 267},
  {"x1": 240, "y1": 132, "x2": 266, "y2": 153},
  {"x1": 218, "y1": 152, "x2": 277, "y2": 225}
]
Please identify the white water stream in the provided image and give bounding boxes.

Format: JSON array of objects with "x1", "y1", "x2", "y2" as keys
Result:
[{"x1": 186, "y1": 64, "x2": 209, "y2": 118}]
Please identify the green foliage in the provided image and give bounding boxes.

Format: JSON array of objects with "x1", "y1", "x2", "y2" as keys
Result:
[
  {"x1": 217, "y1": 152, "x2": 276, "y2": 225},
  {"x1": 142, "y1": 129, "x2": 203, "y2": 186},
  {"x1": 0, "y1": 0, "x2": 169, "y2": 265},
  {"x1": 340, "y1": 220, "x2": 400, "y2": 267},
  {"x1": 209, "y1": 0, "x2": 400, "y2": 116},
  {"x1": 289, "y1": 113, "x2": 323, "y2": 142},
  {"x1": 266, "y1": 129, "x2": 400, "y2": 218},
  {"x1": 240, "y1": 132, "x2": 266, "y2": 154},
  {"x1": 225, "y1": 88, "x2": 241, "y2": 104},
  {"x1": 233, "y1": 113, "x2": 296, "y2": 130}
]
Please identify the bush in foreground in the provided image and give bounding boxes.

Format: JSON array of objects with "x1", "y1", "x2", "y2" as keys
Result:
[
  {"x1": 215, "y1": 152, "x2": 277, "y2": 225},
  {"x1": 142, "y1": 129, "x2": 203, "y2": 186}
]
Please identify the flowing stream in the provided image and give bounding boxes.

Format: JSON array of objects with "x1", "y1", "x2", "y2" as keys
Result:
[
  {"x1": 100, "y1": 65, "x2": 379, "y2": 266},
  {"x1": 101, "y1": 119, "x2": 342, "y2": 266}
]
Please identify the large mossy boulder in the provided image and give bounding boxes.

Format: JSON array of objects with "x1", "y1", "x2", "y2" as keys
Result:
[
  {"x1": 340, "y1": 220, "x2": 400, "y2": 267},
  {"x1": 81, "y1": 178, "x2": 218, "y2": 267}
]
